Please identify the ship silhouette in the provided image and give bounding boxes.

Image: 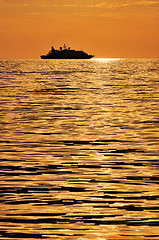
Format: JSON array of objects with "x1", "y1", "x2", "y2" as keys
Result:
[{"x1": 41, "y1": 44, "x2": 94, "y2": 59}]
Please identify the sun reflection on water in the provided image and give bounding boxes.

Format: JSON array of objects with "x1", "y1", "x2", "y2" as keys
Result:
[
  {"x1": 0, "y1": 58, "x2": 158, "y2": 239},
  {"x1": 92, "y1": 58, "x2": 121, "y2": 61}
]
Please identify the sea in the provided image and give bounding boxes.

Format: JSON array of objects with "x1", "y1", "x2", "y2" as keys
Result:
[{"x1": 0, "y1": 58, "x2": 158, "y2": 240}]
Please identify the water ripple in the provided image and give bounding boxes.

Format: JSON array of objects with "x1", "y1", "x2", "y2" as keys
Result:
[{"x1": 0, "y1": 59, "x2": 158, "y2": 239}]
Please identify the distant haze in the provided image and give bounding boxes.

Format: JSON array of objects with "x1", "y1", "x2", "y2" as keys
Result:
[{"x1": 0, "y1": 0, "x2": 159, "y2": 58}]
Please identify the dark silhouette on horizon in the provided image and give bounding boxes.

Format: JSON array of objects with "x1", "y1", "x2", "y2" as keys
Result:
[{"x1": 41, "y1": 44, "x2": 94, "y2": 59}]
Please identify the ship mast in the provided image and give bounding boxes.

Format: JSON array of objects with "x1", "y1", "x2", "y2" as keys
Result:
[{"x1": 63, "y1": 44, "x2": 67, "y2": 50}]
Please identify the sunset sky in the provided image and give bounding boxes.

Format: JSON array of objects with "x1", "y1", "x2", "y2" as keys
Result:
[{"x1": 0, "y1": 0, "x2": 159, "y2": 58}]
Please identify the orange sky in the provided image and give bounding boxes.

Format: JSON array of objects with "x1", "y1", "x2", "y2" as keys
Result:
[{"x1": 0, "y1": 0, "x2": 159, "y2": 58}]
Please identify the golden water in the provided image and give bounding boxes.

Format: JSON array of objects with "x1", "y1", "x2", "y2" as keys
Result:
[{"x1": 0, "y1": 59, "x2": 159, "y2": 239}]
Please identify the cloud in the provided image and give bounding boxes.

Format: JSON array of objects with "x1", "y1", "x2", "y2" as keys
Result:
[
  {"x1": 62, "y1": 0, "x2": 159, "y2": 9},
  {"x1": 3, "y1": 0, "x2": 28, "y2": 2},
  {"x1": 1, "y1": 0, "x2": 159, "y2": 10},
  {"x1": 94, "y1": 0, "x2": 159, "y2": 9},
  {"x1": 134, "y1": 1, "x2": 159, "y2": 7},
  {"x1": 1, "y1": 0, "x2": 30, "y2": 6}
]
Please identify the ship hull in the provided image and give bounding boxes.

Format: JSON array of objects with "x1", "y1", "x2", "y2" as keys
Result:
[{"x1": 41, "y1": 55, "x2": 94, "y2": 59}]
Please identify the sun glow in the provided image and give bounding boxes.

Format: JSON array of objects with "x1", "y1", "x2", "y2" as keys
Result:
[{"x1": 92, "y1": 58, "x2": 121, "y2": 61}]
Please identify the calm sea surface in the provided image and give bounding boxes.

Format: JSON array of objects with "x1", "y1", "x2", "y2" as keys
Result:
[{"x1": 0, "y1": 58, "x2": 159, "y2": 239}]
